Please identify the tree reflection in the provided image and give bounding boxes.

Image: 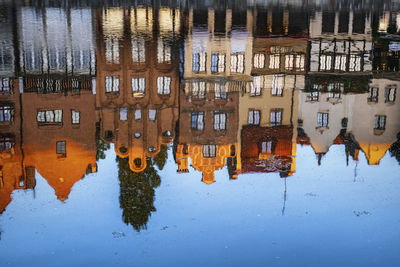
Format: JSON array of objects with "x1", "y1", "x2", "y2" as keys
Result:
[
  {"x1": 389, "y1": 133, "x2": 400, "y2": 164},
  {"x1": 117, "y1": 156, "x2": 161, "y2": 231},
  {"x1": 96, "y1": 122, "x2": 110, "y2": 161}
]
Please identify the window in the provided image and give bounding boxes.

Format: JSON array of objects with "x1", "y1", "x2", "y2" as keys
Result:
[
  {"x1": 269, "y1": 54, "x2": 280, "y2": 69},
  {"x1": 295, "y1": 54, "x2": 305, "y2": 71},
  {"x1": 307, "y1": 91, "x2": 319, "y2": 101},
  {"x1": 368, "y1": 87, "x2": 379, "y2": 102},
  {"x1": 327, "y1": 83, "x2": 344, "y2": 99},
  {"x1": 157, "y1": 76, "x2": 171, "y2": 95},
  {"x1": 272, "y1": 75, "x2": 283, "y2": 96},
  {"x1": 193, "y1": 53, "x2": 206, "y2": 72},
  {"x1": 73, "y1": 49, "x2": 91, "y2": 71},
  {"x1": 214, "y1": 83, "x2": 227, "y2": 99},
  {"x1": 261, "y1": 141, "x2": 273, "y2": 154},
  {"x1": 191, "y1": 81, "x2": 206, "y2": 99},
  {"x1": 320, "y1": 54, "x2": 332, "y2": 71},
  {"x1": 37, "y1": 79, "x2": 62, "y2": 94},
  {"x1": 71, "y1": 79, "x2": 80, "y2": 95},
  {"x1": 270, "y1": 109, "x2": 282, "y2": 126},
  {"x1": 37, "y1": 110, "x2": 62, "y2": 125},
  {"x1": 211, "y1": 53, "x2": 226, "y2": 73},
  {"x1": 251, "y1": 76, "x2": 262, "y2": 96},
  {"x1": 191, "y1": 112, "x2": 204, "y2": 130},
  {"x1": 285, "y1": 55, "x2": 294, "y2": 70},
  {"x1": 248, "y1": 110, "x2": 260, "y2": 125},
  {"x1": 349, "y1": 54, "x2": 362, "y2": 72},
  {"x1": 0, "y1": 136, "x2": 14, "y2": 150},
  {"x1": 56, "y1": 141, "x2": 66, "y2": 156},
  {"x1": 374, "y1": 115, "x2": 386, "y2": 130},
  {"x1": 48, "y1": 46, "x2": 66, "y2": 71},
  {"x1": 132, "y1": 77, "x2": 145, "y2": 95},
  {"x1": 0, "y1": 105, "x2": 13, "y2": 122},
  {"x1": 132, "y1": 37, "x2": 145, "y2": 64},
  {"x1": 120, "y1": 108, "x2": 128, "y2": 121},
  {"x1": 230, "y1": 53, "x2": 245, "y2": 73},
  {"x1": 317, "y1": 112, "x2": 329, "y2": 127},
  {"x1": 214, "y1": 111, "x2": 227, "y2": 130},
  {"x1": 71, "y1": 110, "x2": 80, "y2": 124},
  {"x1": 385, "y1": 87, "x2": 396, "y2": 103},
  {"x1": 254, "y1": 53, "x2": 265, "y2": 69},
  {"x1": 135, "y1": 109, "x2": 142, "y2": 120},
  {"x1": 157, "y1": 39, "x2": 171, "y2": 63},
  {"x1": 105, "y1": 76, "x2": 119, "y2": 93},
  {"x1": 203, "y1": 145, "x2": 216, "y2": 158},
  {"x1": 105, "y1": 37, "x2": 119, "y2": 64},
  {"x1": 334, "y1": 55, "x2": 347, "y2": 71},
  {"x1": 0, "y1": 78, "x2": 11, "y2": 94},
  {"x1": 148, "y1": 109, "x2": 157, "y2": 121}
]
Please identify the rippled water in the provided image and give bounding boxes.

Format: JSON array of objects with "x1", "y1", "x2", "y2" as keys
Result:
[{"x1": 0, "y1": 0, "x2": 400, "y2": 266}]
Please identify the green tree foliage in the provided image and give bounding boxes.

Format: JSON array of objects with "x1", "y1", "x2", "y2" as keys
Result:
[
  {"x1": 117, "y1": 156, "x2": 161, "y2": 231},
  {"x1": 153, "y1": 145, "x2": 168, "y2": 171}
]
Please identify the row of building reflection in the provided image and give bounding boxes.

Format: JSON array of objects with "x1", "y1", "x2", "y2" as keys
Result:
[{"x1": 0, "y1": 2, "x2": 400, "y2": 230}]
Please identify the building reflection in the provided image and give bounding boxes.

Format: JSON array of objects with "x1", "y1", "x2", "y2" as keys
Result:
[
  {"x1": 0, "y1": 2, "x2": 399, "y2": 225},
  {"x1": 95, "y1": 6, "x2": 183, "y2": 230},
  {"x1": 96, "y1": 6, "x2": 181, "y2": 173}
]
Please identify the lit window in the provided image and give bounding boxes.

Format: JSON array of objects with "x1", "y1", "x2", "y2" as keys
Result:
[
  {"x1": 317, "y1": 112, "x2": 329, "y2": 127},
  {"x1": 295, "y1": 54, "x2": 305, "y2": 71},
  {"x1": 374, "y1": 115, "x2": 386, "y2": 130},
  {"x1": 120, "y1": 108, "x2": 128, "y2": 121},
  {"x1": 248, "y1": 110, "x2": 260, "y2": 125},
  {"x1": 191, "y1": 81, "x2": 206, "y2": 99},
  {"x1": 71, "y1": 110, "x2": 80, "y2": 124},
  {"x1": 148, "y1": 109, "x2": 157, "y2": 121},
  {"x1": 203, "y1": 145, "x2": 216, "y2": 158},
  {"x1": 368, "y1": 87, "x2": 379, "y2": 102},
  {"x1": 105, "y1": 76, "x2": 119, "y2": 92},
  {"x1": 191, "y1": 112, "x2": 204, "y2": 130},
  {"x1": 320, "y1": 54, "x2": 332, "y2": 71},
  {"x1": 0, "y1": 105, "x2": 13, "y2": 122},
  {"x1": 269, "y1": 54, "x2": 280, "y2": 69},
  {"x1": 270, "y1": 109, "x2": 282, "y2": 126},
  {"x1": 253, "y1": 53, "x2": 265, "y2": 69},
  {"x1": 211, "y1": 53, "x2": 226, "y2": 73},
  {"x1": 214, "y1": 111, "x2": 227, "y2": 130},
  {"x1": 272, "y1": 75, "x2": 283, "y2": 96},
  {"x1": 285, "y1": 55, "x2": 294, "y2": 70},
  {"x1": 214, "y1": 83, "x2": 227, "y2": 99},
  {"x1": 132, "y1": 77, "x2": 146, "y2": 95},
  {"x1": 385, "y1": 87, "x2": 396, "y2": 103},
  {"x1": 56, "y1": 141, "x2": 66, "y2": 156},
  {"x1": 157, "y1": 76, "x2": 171, "y2": 95},
  {"x1": 349, "y1": 54, "x2": 361, "y2": 72},
  {"x1": 230, "y1": 53, "x2": 245, "y2": 73},
  {"x1": 193, "y1": 53, "x2": 206, "y2": 72},
  {"x1": 37, "y1": 110, "x2": 62, "y2": 125},
  {"x1": 335, "y1": 55, "x2": 347, "y2": 71},
  {"x1": 105, "y1": 37, "x2": 119, "y2": 64},
  {"x1": 251, "y1": 76, "x2": 262, "y2": 96},
  {"x1": 131, "y1": 37, "x2": 145, "y2": 64},
  {"x1": 157, "y1": 39, "x2": 171, "y2": 63}
]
